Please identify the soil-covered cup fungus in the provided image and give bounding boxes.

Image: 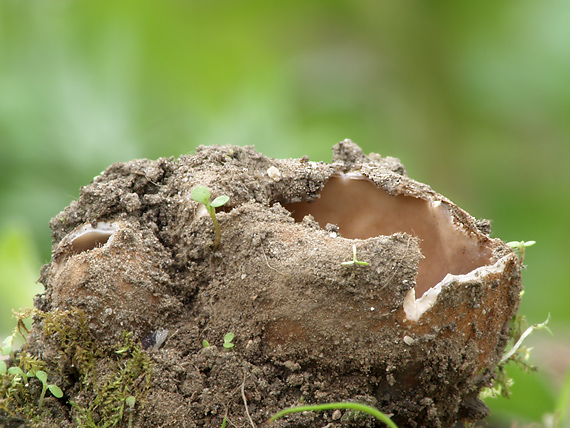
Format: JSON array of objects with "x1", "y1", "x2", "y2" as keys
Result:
[{"x1": 28, "y1": 141, "x2": 521, "y2": 428}]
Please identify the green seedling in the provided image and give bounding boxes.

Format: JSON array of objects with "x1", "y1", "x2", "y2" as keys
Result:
[
  {"x1": 191, "y1": 185, "x2": 230, "y2": 251},
  {"x1": 202, "y1": 339, "x2": 210, "y2": 348},
  {"x1": 507, "y1": 240, "x2": 536, "y2": 263},
  {"x1": 1, "y1": 333, "x2": 16, "y2": 376},
  {"x1": 124, "y1": 395, "x2": 136, "y2": 428},
  {"x1": 8, "y1": 366, "x2": 29, "y2": 385},
  {"x1": 2, "y1": 331, "x2": 17, "y2": 361},
  {"x1": 223, "y1": 333, "x2": 234, "y2": 349},
  {"x1": 500, "y1": 313, "x2": 551, "y2": 363},
  {"x1": 35, "y1": 370, "x2": 63, "y2": 408},
  {"x1": 269, "y1": 401, "x2": 398, "y2": 428},
  {"x1": 341, "y1": 245, "x2": 369, "y2": 266},
  {"x1": 4, "y1": 365, "x2": 63, "y2": 408}
]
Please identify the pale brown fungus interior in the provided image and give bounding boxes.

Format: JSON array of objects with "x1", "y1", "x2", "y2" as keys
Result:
[
  {"x1": 68, "y1": 223, "x2": 118, "y2": 254},
  {"x1": 284, "y1": 175, "x2": 493, "y2": 297},
  {"x1": 71, "y1": 231, "x2": 114, "y2": 254}
]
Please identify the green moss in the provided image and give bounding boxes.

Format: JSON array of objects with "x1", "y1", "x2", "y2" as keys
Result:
[
  {"x1": 72, "y1": 331, "x2": 152, "y2": 428},
  {"x1": 1, "y1": 308, "x2": 153, "y2": 428},
  {"x1": 1, "y1": 309, "x2": 54, "y2": 425}
]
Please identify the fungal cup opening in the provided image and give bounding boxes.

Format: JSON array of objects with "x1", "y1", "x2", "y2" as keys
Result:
[
  {"x1": 283, "y1": 174, "x2": 494, "y2": 298},
  {"x1": 68, "y1": 222, "x2": 119, "y2": 254}
]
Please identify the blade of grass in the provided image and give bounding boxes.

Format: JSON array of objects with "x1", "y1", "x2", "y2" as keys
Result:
[
  {"x1": 269, "y1": 402, "x2": 398, "y2": 428},
  {"x1": 501, "y1": 314, "x2": 551, "y2": 363},
  {"x1": 553, "y1": 364, "x2": 570, "y2": 428}
]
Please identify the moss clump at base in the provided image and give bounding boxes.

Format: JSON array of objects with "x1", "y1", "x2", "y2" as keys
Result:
[{"x1": 1, "y1": 308, "x2": 152, "y2": 428}]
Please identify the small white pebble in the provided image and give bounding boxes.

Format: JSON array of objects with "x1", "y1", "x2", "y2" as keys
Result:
[
  {"x1": 403, "y1": 335, "x2": 415, "y2": 346},
  {"x1": 370, "y1": 307, "x2": 375, "y2": 311},
  {"x1": 332, "y1": 409, "x2": 342, "y2": 420},
  {"x1": 329, "y1": 232, "x2": 337, "y2": 238},
  {"x1": 267, "y1": 166, "x2": 282, "y2": 182},
  {"x1": 241, "y1": 273, "x2": 247, "y2": 280}
]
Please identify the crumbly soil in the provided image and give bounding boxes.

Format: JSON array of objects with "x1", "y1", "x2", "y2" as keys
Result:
[{"x1": 15, "y1": 141, "x2": 521, "y2": 428}]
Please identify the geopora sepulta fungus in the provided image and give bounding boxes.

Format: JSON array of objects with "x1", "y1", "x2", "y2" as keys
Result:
[{"x1": 35, "y1": 140, "x2": 521, "y2": 428}]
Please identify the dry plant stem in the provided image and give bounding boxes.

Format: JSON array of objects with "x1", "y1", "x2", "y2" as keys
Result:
[
  {"x1": 241, "y1": 374, "x2": 256, "y2": 428},
  {"x1": 262, "y1": 246, "x2": 286, "y2": 276}
]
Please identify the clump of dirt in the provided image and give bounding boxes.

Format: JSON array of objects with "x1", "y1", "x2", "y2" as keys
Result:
[{"x1": 20, "y1": 141, "x2": 520, "y2": 427}]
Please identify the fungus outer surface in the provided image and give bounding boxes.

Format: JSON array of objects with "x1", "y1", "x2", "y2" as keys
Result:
[
  {"x1": 284, "y1": 174, "x2": 494, "y2": 297},
  {"x1": 33, "y1": 143, "x2": 522, "y2": 428}
]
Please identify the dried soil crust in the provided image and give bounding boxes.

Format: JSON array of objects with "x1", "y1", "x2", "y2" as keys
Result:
[{"x1": 33, "y1": 141, "x2": 521, "y2": 428}]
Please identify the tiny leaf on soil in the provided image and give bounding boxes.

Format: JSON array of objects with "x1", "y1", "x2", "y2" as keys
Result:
[
  {"x1": 35, "y1": 370, "x2": 47, "y2": 383},
  {"x1": 125, "y1": 395, "x2": 136, "y2": 407},
  {"x1": 49, "y1": 384, "x2": 64, "y2": 398},
  {"x1": 8, "y1": 366, "x2": 25, "y2": 377},
  {"x1": 223, "y1": 332, "x2": 234, "y2": 348},
  {"x1": 211, "y1": 195, "x2": 229, "y2": 208},
  {"x1": 191, "y1": 186, "x2": 211, "y2": 205}
]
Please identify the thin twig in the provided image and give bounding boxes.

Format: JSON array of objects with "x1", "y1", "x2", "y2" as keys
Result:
[
  {"x1": 261, "y1": 246, "x2": 286, "y2": 276},
  {"x1": 241, "y1": 373, "x2": 256, "y2": 428}
]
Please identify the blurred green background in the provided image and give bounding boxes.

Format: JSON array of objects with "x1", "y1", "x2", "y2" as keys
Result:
[{"x1": 1, "y1": 0, "x2": 569, "y2": 425}]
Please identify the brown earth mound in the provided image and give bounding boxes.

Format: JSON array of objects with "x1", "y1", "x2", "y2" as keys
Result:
[{"x1": 13, "y1": 141, "x2": 521, "y2": 427}]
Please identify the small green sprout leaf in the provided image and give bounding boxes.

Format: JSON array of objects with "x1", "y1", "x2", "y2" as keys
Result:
[
  {"x1": 0, "y1": 360, "x2": 6, "y2": 374},
  {"x1": 48, "y1": 384, "x2": 64, "y2": 398},
  {"x1": 341, "y1": 245, "x2": 369, "y2": 266},
  {"x1": 7, "y1": 366, "x2": 23, "y2": 375},
  {"x1": 190, "y1": 185, "x2": 211, "y2": 205},
  {"x1": 35, "y1": 369, "x2": 47, "y2": 383},
  {"x1": 0, "y1": 344, "x2": 11, "y2": 356},
  {"x1": 1, "y1": 334, "x2": 15, "y2": 357},
  {"x1": 8, "y1": 366, "x2": 27, "y2": 383},
  {"x1": 211, "y1": 195, "x2": 230, "y2": 208},
  {"x1": 202, "y1": 339, "x2": 210, "y2": 348},
  {"x1": 223, "y1": 332, "x2": 234, "y2": 349},
  {"x1": 125, "y1": 395, "x2": 136, "y2": 408}
]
